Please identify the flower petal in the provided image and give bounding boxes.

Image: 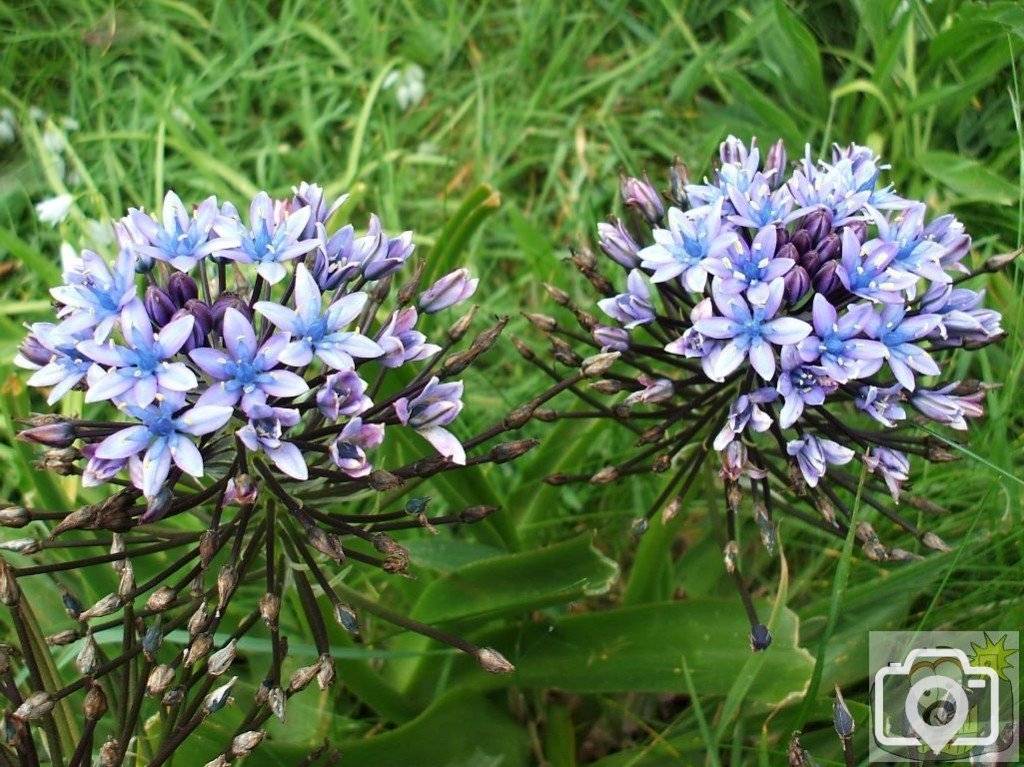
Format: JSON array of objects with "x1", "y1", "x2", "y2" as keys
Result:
[
  {"x1": 417, "y1": 425, "x2": 466, "y2": 465},
  {"x1": 96, "y1": 425, "x2": 152, "y2": 460}
]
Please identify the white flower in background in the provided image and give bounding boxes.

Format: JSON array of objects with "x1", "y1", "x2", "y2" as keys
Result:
[
  {"x1": 35, "y1": 194, "x2": 73, "y2": 226},
  {"x1": 28, "y1": 106, "x2": 46, "y2": 123},
  {"x1": 0, "y1": 109, "x2": 16, "y2": 144},
  {"x1": 384, "y1": 64, "x2": 426, "y2": 111},
  {"x1": 60, "y1": 116, "x2": 79, "y2": 132}
]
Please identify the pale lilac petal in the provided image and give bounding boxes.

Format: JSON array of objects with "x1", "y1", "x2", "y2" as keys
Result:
[
  {"x1": 748, "y1": 341, "x2": 776, "y2": 380},
  {"x1": 259, "y1": 370, "x2": 309, "y2": 398},
  {"x1": 706, "y1": 341, "x2": 745, "y2": 382},
  {"x1": 189, "y1": 348, "x2": 232, "y2": 379},
  {"x1": 222, "y1": 307, "x2": 257, "y2": 360},
  {"x1": 254, "y1": 302, "x2": 303, "y2": 335},
  {"x1": 141, "y1": 440, "x2": 172, "y2": 498},
  {"x1": 85, "y1": 369, "x2": 135, "y2": 403},
  {"x1": 278, "y1": 341, "x2": 314, "y2": 367},
  {"x1": 693, "y1": 317, "x2": 740, "y2": 340},
  {"x1": 811, "y1": 294, "x2": 836, "y2": 334},
  {"x1": 417, "y1": 426, "x2": 466, "y2": 465},
  {"x1": 77, "y1": 340, "x2": 131, "y2": 367},
  {"x1": 265, "y1": 441, "x2": 308, "y2": 480},
  {"x1": 95, "y1": 425, "x2": 152, "y2": 460},
  {"x1": 156, "y1": 362, "x2": 198, "y2": 392},
  {"x1": 763, "y1": 317, "x2": 812, "y2": 346},
  {"x1": 257, "y1": 261, "x2": 288, "y2": 285},
  {"x1": 293, "y1": 265, "x2": 323, "y2": 326},
  {"x1": 168, "y1": 434, "x2": 204, "y2": 477},
  {"x1": 176, "y1": 405, "x2": 234, "y2": 436},
  {"x1": 155, "y1": 315, "x2": 196, "y2": 356},
  {"x1": 325, "y1": 291, "x2": 368, "y2": 330}
]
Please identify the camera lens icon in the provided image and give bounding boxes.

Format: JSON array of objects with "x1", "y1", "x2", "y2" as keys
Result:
[{"x1": 873, "y1": 648, "x2": 1001, "y2": 757}]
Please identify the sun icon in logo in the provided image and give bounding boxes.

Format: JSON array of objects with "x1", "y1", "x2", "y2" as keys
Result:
[{"x1": 968, "y1": 633, "x2": 1018, "y2": 682}]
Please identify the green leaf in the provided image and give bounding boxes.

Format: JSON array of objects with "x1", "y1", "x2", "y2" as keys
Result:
[
  {"x1": 473, "y1": 599, "x2": 813, "y2": 706},
  {"x1": 764, "y1": 1, "x2": 828, "y2": 114},
  {"x1": 916, "y1": 151, "x2": 1018, "y2": 205},
  {"x1": 411, "y1": 535, "x2": 619, "y2": 624},
  {"x1": 337, "y1": 689, "x2": 530, "y2": 767},
  {"x1": 0, "y1": 227, "x2": 62, "y2": 286}
]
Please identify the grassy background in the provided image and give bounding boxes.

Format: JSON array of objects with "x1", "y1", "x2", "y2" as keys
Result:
[{"x1": 0, "y1": 1, "x2": 1022, "y2": 764}]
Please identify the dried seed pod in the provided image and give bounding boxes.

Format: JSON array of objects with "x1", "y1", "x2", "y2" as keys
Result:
[
  {"x1": 79, "y1": 593, "x2": 122, "y2": 620},
  {"x1": 260, "y1": 593, "x2": 281, "y2": 628},
  {"x1": 146, "y1": 665, "x2": 176, "y2": 697},
  {"x1": 317, "y1": 653, "x2": 335, "y2": 691},
  {"x1": 230, "y1": 730, "x2": 267, "y2": 758},
  {"x1": 268, "y1": 686, "x2": 286, "y2": 723},
  {"x1": 13, "y1": 691, "x2": 54, "y2": 721},
  {"x1": 204, "y1": 676, "x2": 237, "y2": 714},
  {"x1": 0, "y1": 507, "x2": 29, "y2": 528},
  {"x1": 185, "y1": 633, "x2": 213, "y2": 667},
  {"x1": 476, "y1": 647, "x2": 515, "y2": 674},
  {"x1": 84, "y1": 684, "x2": 107, "y2": 719},
  {"x1": 76, "y1": 632, "x2": 99, "y2": 676},
  {"x1": 145, "y1": 586, "x2": 176, "y2": 612},
  {"x1": 288, "y1": 658, "x2": 322, "y2": 693},
  {"x1": 207, "y1": 639, "x2": 237, "y2": 677}
]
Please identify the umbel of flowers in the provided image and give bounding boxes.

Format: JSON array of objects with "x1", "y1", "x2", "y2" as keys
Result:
[
  {"x1": 7, "y1": 184, "x2": 543, "y2": 766},
  {"x1": 523, "y1": 137, "x2": 1007, "y2": 650}
]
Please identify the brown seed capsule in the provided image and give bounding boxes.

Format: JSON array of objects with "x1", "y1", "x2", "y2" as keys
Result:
[
  {"x1": 188, "y1": 600, "x2": 210, "y2": 638},
  {"x1": 76, "y1": 632, "x2": 100, "y2": 676},
  {"x1": 504, "y1": 401, "x2": 538, "y2": 429},
  {"x1": 50, "y1": 504, "x2": 98, "y2": 537},
  {"x1": 207, "y1": 639, "x2": 237, "y2": 677},
  {"x1": 306, "y1": 526, "x2": 345, "y2": 563},
  {"x1": 109, "y1": 534, "x2": 126, "y2": 572},
  {"x1": 510, "y1": 335, "x2": 535, "y2": 361},
  {"x1": 368, "y1": 470, "x2": 404, "y2": 491},
  {"x1": 204, "y1": 756, "x2": 230, "y2": 767},
  {"x1": 333, "y1": 603, "x2": 359, "y2": 634},
  {"x1": 0, "y1": 507, "x2": 29, "y2": 528},
  {"x1": 199, "y1": 529, "x2": 218, "y2": 568},
  {"x1": 637, "y1": 425, "x2": 666, "y2": 446},
  {"x1": 217, "y1": 564, "x2": 238, "y2": 613},
  {"x1": 80, "y1": 593, "x2": 123, "y2": 620},
  {"x1": 185, "y1": 633, "x2": 213, "y2": 667},
  {"x1": 268, "y1": 686, "x2": 287, "y2": 723},
  {"x1": 458, "y1": 505, "x2": 497, "y2": 523},
  {"x1": 47, "y1": 629, "x2": 80, "y2": 647},
  {"x1": 260, "y1": 593, "x2": 281, "y2": 628},
  {"x1": 651, "y1": 455, "x2": 671, "y2": 474},
  {"x1": 816, "y1": 498, "x2": 838, "y2": 528},
  {"x1": 396, "y1": 260, "x2": 425, "y2": 306},
  {"x1": 146, "y1": 586, "x2": 177, "y2": 612},
  {"x1": 723, "y1": 541, "x2": 739, "y2": 574},
  {"x1": 317, "y1": 653, "x2": 335, "y2": 691},
  {"x1": 230, "y1": 730, "x2": 267, "y2": 758},
  {"x1": 162, "y1": 686, "x2": 185, "y2": 707},
  {"x1": 204, "y1": 676, "x2": 237, "y2": 714},
  {"x1": 99, "y1": 739, "x2": 120, "y2": 767},
  {"x1": 543, "y1": 283, "x2": 571, "y2": 306},
  {"x1": 590, "y1": 466, "x2": 619, "y2": 485},
  {"x1": 447, "y1": 305, "x2": 478, "y2": 342},
  {"x1": 0, "y1": 558, "x2": 21, "y2": 606},
  {"x1": 661, "y1": 497, "x2": 682, "y2": 525},
  {"x1": 14, "y1": 691, "x2": 54, "y2": 721},
  {"x1": 117, "y1": 560, "x2": 135, "y2": 599},
  {"x1": 489, "y1": 439, "x2": 540, "y2": 463},
  {"x1": 581, "y1": 352, "x2": 619, "y2": 377},
  {"x1": 476, "y1": 647, "x2": 515, "y2": 674},
  {"x1": 544, "y1": 473, "x2": 569, "y2": 486},
  {"x1": 549, "y1": 336, "x2": 582, "y2": 367},
  {"x1": 147, "y1": 665, "x2": 175, "y2": 697},
  {"x1": 590, "y1": 379, "x2": 622, "y2": 394},
  {"x1": 84, "y1": 684, "x2": 107, "y2": 719},
  {"x1": 523, "y1": 312, "x2": 557, "y2": 332},
  {"x1": 921, "y1": 531, "x2": 951, "y2": 553},
  {"x1": 288, "y1": 658, "x2": 322, "y2": 693},
  {"x1": 889, "y1": 547, "x2": 923, "y2": 563}
]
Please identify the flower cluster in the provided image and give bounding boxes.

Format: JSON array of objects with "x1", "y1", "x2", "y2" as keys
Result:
[
  {"x1": 8, "y1": 184, "x2": 531, "y2": 765},
  {"x1": 526, "y1": 137, "x2": 1007, "y2": 649}
]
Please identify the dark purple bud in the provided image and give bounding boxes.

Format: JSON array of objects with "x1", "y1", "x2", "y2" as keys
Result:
[
  {"x1": 844, "y1": 220, "x2": 868, "y2": 244},
  {"x1": 619, "y1": 172, "x2": 664, "y2": 224},
  {"x1": 800, "y1": 249, "x2": 820, "y2": 275},
  {"x1": 211, "y1": 293, "x2": 251, "y2": 334},
  {"x1": 800, "y1": 208, "x2": 832, "y2": 244},
  {"x1": 783, "y1": 266, "x2": 811, "y2": 303},
  {"x1": 167, "y1": 272, "x2": 199, "y2": 308},
  {"x1": 720, "y1": 135, "x2": 752, "y2": 165},
  {"x1": 774, "y1": 223, "x2": 789, "y2": 247},
  {"x1": 812, "y1": 260, "x2": 843, "y2": 297},
  {"x1": 749, "y1": 623, "x2": 772, "y2": 651},
  {"x1": 17, "y1": 334, "x2": 51, "y2": 368},
  {"x1": 776, "y1": 242, "x2": 798, "y2": 263},
  {"x1": 170, "y1": 302, "x2": 210, "y2": 353},
  {"x1": 145, "y1": 286, "x2": 176, "y2": 327},
  {"x1": 788, "y1": 230, "x2": 812, "y2": 256},
  {"x1": 764, "y1": 139, "x2": 787, "y2": 186},
  {"x1": 817, "y1": 233, "x2": 841, "y2": 264},
  {"x1": 17, "y1": 420, "x2": 75, "y2": 448}
]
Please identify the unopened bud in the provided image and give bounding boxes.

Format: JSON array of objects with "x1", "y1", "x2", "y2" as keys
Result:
[
  {"x1": 833, "y1": 684, "x2": 855, "y2": 738},
  {"x1": 17, "y1": 419, "x2": 75, "y2": 448},
  {"x1": 889, "y1": 547, "x2": 923, "y2": 563},
  {"x1": 117, "y1": 560, "x2": 135, "y2": 599},
  {"x1": 476, "y1": 646, "x2": 515, "y2": 674},
  {"x1": 981, "y1": 247, "x2": 1022, "y2": 273},
  {"x1": 749, "y1": 623, "x2": 772, "y2": 652},
  {"x1": 143, "y1": 623, "x2": 163, "y2": 657},
  {"x1": 50, "y1": 505, "x2": 99, "y2": 537},
  {"x1": 510, "y1": 335, "x2": 535, "y2": 361},
  {"x1": 458, "y1": 505, "x2": 497, "y2": 523},
  {"x1": 162, "y1": 687, "x2": 185, "y2": 706},
  {"x1": 549, "y1": 336, "x2": 582, "y2": 367},
  {"x1": 543, "y1": 282, "x2": 571, "y2": 306},
  {"x1": 630, "y1": 517, "x2": 649, "y2": 537}
]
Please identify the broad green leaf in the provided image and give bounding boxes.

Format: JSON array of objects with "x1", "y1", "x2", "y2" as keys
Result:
[
  {"x1": 470, "y1": 599, "x2": 813, "y2": 706},
  {"x1": 764, "y1": 1, "x2": 828, "y2": 114},
  {"x1": 412, "y1": 534, "x2": 619, "y2": 624},
  {"x1": 916, "y1": 151, "x2": 1018, "y2": 206},
  {"x1": 338, "y1": 689, "x2": 530, "y2": 767}
]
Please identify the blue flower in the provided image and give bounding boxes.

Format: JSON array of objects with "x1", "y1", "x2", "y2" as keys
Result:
[
  {"x1": 189, "y1": 307, "x2": 309, "y2": 411},
  {"x1": 872, "y1": 204, "x2": 949, "y2": 285},
  {"x1": 865, "y1": 304, "x2": 941, "y2": 390},
  {"x1": 357, "y1": 215, "x2": 415, "y2": 280},
  {"x1": 797, "y1": 295, "x2": 887, "y2": 383},
  {"x1": 776, "y1": 346, "x2": 836, "y2": 428},
  {"x1": 79, "y1": 303, "x2": 198, "y2": 407},
  {"x1": 835, "y1": 228, "x2": 918, "y2": 304},
  {"x1": 15, "y1": 322, "x2": 96, "y2": 405},
  {"x1": 125, "y1": 192, "x2": 237, "y2": 272},
  {"x1": 215, "y1": 192, "x2": 318, "y2": 284},
  {"x1": 93, "y1": 394, "x2": 233, "y2": 498},
  {"x1": 255, "y1": 264, "x2": 384, "y2": 369},
  {"x1": 598, "y1": 270, "x2": 656, "y2": 328},
  {"x1": 51, "y1": 248, "x2": 141, "y2": 340},
  {"x1": 639, "y1": 198, "x2": 737, "y2": 292},
  {"x1": 702, "y1": 225, "x2": 795, "y2": 305},
  {"x1": 375, "y1": 308, "x2": 441, "y2": 368},
  {"x1": 394, "y1": 377, "x2": 465, "y2": 465},
  {"x1": 694, "y1": 279, "x2": 811, "y2": 381},
  {"x1": 237, "y1": 404, "x2": 307, "y2": 480},
  {"x1": 786, "y1": 434, "x2": 854, "y2": 488}
]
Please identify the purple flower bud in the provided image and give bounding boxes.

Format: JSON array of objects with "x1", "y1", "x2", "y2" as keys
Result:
[
  {"x1": 597, "y1": 270, "x2": 656, "y2": 329},
  {"x1": 418, "y1": 268, "x2": 479, "y2": 314},
  {"x1": 167, "y1": 272, "x2": 199, "y2": 308},
  {"x1": 80, "y1": 443, "x2": 126, "y2": 487},
  {"x1": 592, "y1": 324, "x2": 630, "y2": 352},
  {"x1": 223, "y1": 474, "x2": 259, "y2": 506},
  {"x1": 17, "y1": 419, "x2": 75, "y2": 448},
  {"x1": 623, "y1": 375, "x2": 673, "y2": 405},
  {"x1": 291, "y1": 182, "x2": 347, "y2": 240},
  {"x1": 597, "y1": 218, "x2": 641, "y2": 268},
  {"x1": 799, "y1": 208, "x2": 832, "y2": 244},
  {"x1": 788, "y1": 229, "x2": 813, "y2": 256},
  {"x1": 668, "y1": 157, "x2": 689, "y2": 205},
  {"x1": 145, "y1": 286, "x2": 176, "y2": 327},
  {"x1": 774, "y1": 223, "x2": 789, "y2": 247},
  {"x1": 170, "y1": 302, "x2": 210, "y2": 353},
  {"x1": 619, "y1": 172, "x2": 664, "y2": 224},
  {"x1": 312, "y1": 223, "x2": 358, "y2": 291},
  {"x1": 811, "y1": 260, "x2": 843, "y2": 298},
  {"x1": 211, "y1": 293, "x2": 251, "y2": 334},
  {"x1": 783, "y1": 266, "x2": 811, "y2": 303},
  {"x1": 17, "y1": 332, "x2": 52, "y2": 368},
  {"x1": 763, "y1": 139, "x2": 788, "y2": 187},
  {"x1": 328, "y1": 418, "x2": 384, "y2": 478},
  {"x1": 799, "y1": 249, "x2": 821, "y2": 274},
  {"x1": 817, "y1": 232, "x2": 841, "y2": 263},
  {"x1": 316, "y1": 371, "x2": 371, "y2": 420},
  {"x1": 720, "y1": 135, "x2": 753, "y2": 165},
  {"x1": 845, "y1": 220, "x2": 868, "y2": 244}
]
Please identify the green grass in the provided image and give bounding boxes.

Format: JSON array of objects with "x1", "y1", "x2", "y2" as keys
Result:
[{"x1": 0, "y1": 1, "x2": 1022, "y2": 765}]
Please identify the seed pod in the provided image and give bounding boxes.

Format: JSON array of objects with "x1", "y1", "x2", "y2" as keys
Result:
[
  {"x1": 306, "y1": 525, "x2": 345, "y2": 563},
  {"x1": 260, "y1": 593, "x2": 281, "y2": 628},
  {"x1": 922, "y1": 531, "x2": 951, "y2": 553},
  {"x1": 203, "y1": 757, "x2": 229, "y2": 767},
  {"x1": 590, "y1": 466, "x2": 619, "y2": 485},
  {"x1": 489, "y1": 439, "x2": 539, "y2": 463},
  {"x1": 79, "y1": 593, "x2": 122, "y2": 620},
  {"x1": 523, "y1": 312, "x2": 557, "y2": 332},
  {"x1": 14, "y1": 691, "x2": 54, "y2": 721},
  {"x1": 146, "y1": 586, "x2": 177, "y2": 612},
  {"x1": 288, "y1": 658, "x2": 322, "y2": 693},
  {"x1": 0, "y1": 558, "x2": 20, "y2": 606},
  {"x1": 0, "y1": 538, "x2": 39, "y2": 555},
  {"x1": 333, "y1": 603, "x2": 359, "y2": 635},
  {"x1": 749, "y1": 624, "x2": 773, "y2": 652},
  {"x1": 50, "y1": 505, "x2": 98, "y2": 537},
  {"x1": 476, "y1": 647, "x2": 515, "y2": 674},
  {"x1": 268, "y1": 686, "x2": 287, "y2": 723},
  {"x1": 458, "y1": 505, "x2": 497, "y2": 523},
  {"x1": 230, "y1": 730, "x2": 267, "y2": 758},
  {"x1": 76, "y1": 632, "x2": 99, "y2": 676},
  {"x1": 162, "y1": 686, "x2": 185, "y2": 706},
  {"x1": 188, "y1": 600, "x2": 210, "y2": 638},
  {"x1": 317, "y1": 653, "x2": 335, "y2": 691},
  {"x1": 723, "y1": 541, "x2": 739, "y2": 574},
  {"x1": 216, "y1": 564, "x2": 237, "y2": 613},
  {"x1": 368, "y1": 470, "x2": 403, "y2": 491},
  {"x1": 117, "y1": 560, "x2": 135, "y2": 599},
  {"x1": 199, "y1": 530, "x2": 219, "y2": 568},
  {"x1": 185, "y1": 633, "x2": 213, "y2": 667},
  {"x1": 146, "y1": 665, "x2": 176, "y2": 697},
  {"x1": 98, "y1": 739, "x2": 120, "y2": 767},
  {"x1": 47, "y1": 629, "x2": 79, "y2": 646},
  {"x1": 661, "y1": 497, "x2": 682, "y2": 525},
  {"x1": 447, "y1": 305, "x2": 478, "y2": 342},
  {"x1": 109, "y1": 534, "x2": 126, "y2": 571},
  {"x1": 0, "y1": 507, "x2": 29, "y2": 528},
  {"x1": 143, "y1": 623, "x2": 163, "y2": 657},
  {"x1": 207, "y1": 639, "x2": 237, "y2": 677},
  {"x1": 204, "y1": 676, "x2": 237, "y2": 714},
  {"x1": 581, "y1": 352, "x2": 619, "y2": 377},
  {"x1": 84, "y1": 684, "x2": 107, "y2": 719},
  {"x1": 833, "y1": 684, "x2": 855, "y2": 738}
]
